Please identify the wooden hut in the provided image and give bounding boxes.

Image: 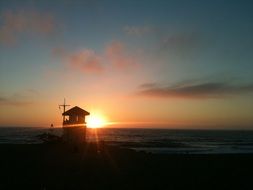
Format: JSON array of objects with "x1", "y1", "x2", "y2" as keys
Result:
[{"x1": 62, "y1": 106, "x2": 90, "y2": 143}]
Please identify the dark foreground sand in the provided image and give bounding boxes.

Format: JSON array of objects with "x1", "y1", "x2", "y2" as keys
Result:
[{"x1": 0, "y1": 143, "x2": 252, "y2": 190}]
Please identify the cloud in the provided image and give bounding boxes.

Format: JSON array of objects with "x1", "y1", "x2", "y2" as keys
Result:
[
  {"x1": 53, "y1": 41, "x2": 138, "y2": 74},
  {"x1": 69, "y1": 49, "x2": 104, "y2": 74},
  {"x1": 0, "y1": 89, "x2": 38, "y2": 106},
  {"x1": 52, "y1": 47, "x2": 104, "y2": 74},
  {"x1": 105, "y1": 41, "x2": 138, "y2": 70},
  {"x1": 123, "y1": 25, "x2": 154, "y2": 36},
  {"x1": 123, "y1": 25, "x2": 201, "y2": 55},
  {"x1": 0, "y1": 96, "x2": 32, "y2": 107},
  {"x1": 139, "y1": 83, "x2": 157, "y2": 89},
  {"x1": 137, "y1": 81, "x2": 253, "y2": 99},
  {"x1": 159, "y1": 32, "x2": 200, "y2": 52},
  {"x1": 0, "y1": 9, "x2": 57, "y2": 45},
  {"x1": 51, "y1": 47, "x2": 66, "y2": 57}
]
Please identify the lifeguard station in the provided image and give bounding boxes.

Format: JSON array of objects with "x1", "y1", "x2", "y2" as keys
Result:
[{"x1": 59, "y1": 99, "x2": 90, "y2": 143}]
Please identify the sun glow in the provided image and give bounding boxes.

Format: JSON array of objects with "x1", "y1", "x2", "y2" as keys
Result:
[{"x1": 86, "y1": 114, "x2": 107, "y2": 128}]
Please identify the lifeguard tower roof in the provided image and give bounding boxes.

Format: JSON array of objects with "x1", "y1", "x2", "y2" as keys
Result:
[{"x1": 62, "y1": 106, "x2": 90, "y2": 116}]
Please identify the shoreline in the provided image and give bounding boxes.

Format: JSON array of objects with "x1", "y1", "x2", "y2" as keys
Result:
[{"x1": 1, "y1": 127, "x2": 253, "y2": 155}]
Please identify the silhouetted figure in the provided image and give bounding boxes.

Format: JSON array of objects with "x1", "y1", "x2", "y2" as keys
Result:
[{"x1": 50, "y1": 123, "x2": 54, "y2": 133}]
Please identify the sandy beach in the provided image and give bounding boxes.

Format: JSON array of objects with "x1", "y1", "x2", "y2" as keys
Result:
[{"x1": 0, "y1": 143, "x2": 252, "y2": 190}]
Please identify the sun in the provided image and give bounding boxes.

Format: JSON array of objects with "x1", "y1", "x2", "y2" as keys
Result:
[{"x1": 86, "y1": 114, "x2": 107, "y2": 128}]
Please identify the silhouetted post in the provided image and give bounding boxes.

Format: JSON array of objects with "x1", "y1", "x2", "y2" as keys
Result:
[{"x1": 59, "y1": 98, "x2": 70, "y2": 124}]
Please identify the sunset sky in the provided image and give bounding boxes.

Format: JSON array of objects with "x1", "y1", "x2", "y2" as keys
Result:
[{"x1": 1, "y1": 0, "x2": 253, "y2": 129}]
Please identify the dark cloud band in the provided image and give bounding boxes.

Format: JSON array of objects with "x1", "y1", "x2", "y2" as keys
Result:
[{"x1": 137, "y1": 81, "x2": 253, "y2": 99}]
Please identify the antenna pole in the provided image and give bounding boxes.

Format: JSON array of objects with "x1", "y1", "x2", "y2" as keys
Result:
[{"x1": 59, "y1": 98, "x2": 70, "y2": 126}]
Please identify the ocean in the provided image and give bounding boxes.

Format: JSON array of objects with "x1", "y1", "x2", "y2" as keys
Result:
[{"x1": 0, "y1": 127, "x2": 253, "y2": 154}]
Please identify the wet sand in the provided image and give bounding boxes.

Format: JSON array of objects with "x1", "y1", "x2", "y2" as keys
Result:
[{"x1": 0, "y1": 143, "x2": 252, "y2": 190}]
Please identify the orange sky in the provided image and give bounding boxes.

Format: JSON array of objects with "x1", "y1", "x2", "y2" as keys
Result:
[{"x1": 1, "y1": 1, "x2": 253, "y2": 129}]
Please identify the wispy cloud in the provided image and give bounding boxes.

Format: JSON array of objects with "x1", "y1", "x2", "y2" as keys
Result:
[
  {"x1": 0, "y1": 89, "x2": 38, "y2": 106},
  {"x1": 69, "y1": 49, "x2": 104, "y2": 74},
  {"x1": 0, "y1": 96, "x2": 32, "y2": 107},
  {"x1": 51, "y1": 47, "x2": 66, "y2": 57},
  {"x1": 160, "y1": 32, "x2": 200, "y2": 52},
  {"x1": 137, "y1": 80, "x2": 253, "y2": 99},
  {"x1": 53, "y1": 41, "x2": 139, "y2": 74},
  {"x1": 0, "y1": 9, "x2": 57, "y2": 45},
  {"x1": 123, "y1": 25, "x2": 201, "y2": 55},
  {"x1": 105, "y1": 41, "x2": 138, "y2": 70},
  {"x1": 123, "y1": 25, "x2": 154, "y2": 36}
]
